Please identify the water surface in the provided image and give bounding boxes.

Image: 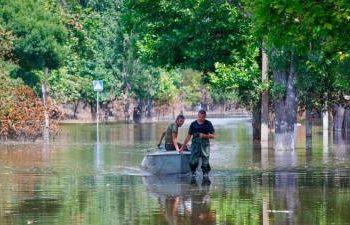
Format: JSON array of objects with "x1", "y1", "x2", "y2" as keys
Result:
[{"x1": 0, "y1": 118, "x2": 350, "y2": 225}]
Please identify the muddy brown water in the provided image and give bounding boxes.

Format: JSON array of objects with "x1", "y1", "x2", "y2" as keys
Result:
[{"x1": 0, "y1": 118, "x2": 349, "y2": 225}]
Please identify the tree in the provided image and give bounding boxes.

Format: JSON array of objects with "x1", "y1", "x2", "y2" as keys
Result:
[
  {"x1": 123, "y1": 0, "x2": 260, "y2": 121},
  {"x1": 56, "y1": 1, "x2": 124, "y2": 118},
  {"x1": 55, "y1": 0, "x2": 162, "y2": 122},
  {"x1": 245, "y1": 0, "x2": 350, "y2": 149},
  {"x1": 0, "y1": 22, "x2": 16, "y2": 61},
  {"x1": 124, "y1": 0, "x2": 253, "y2": 72},
  {"x1": 0, "y1": 0, "x2": 67, "y2": 140},
  {"x1": 0, "y1": 72, "x2": 61, "y2": 141},
  {"x1": 210, "y1": 55, "x2": 261, "y2": 139}
]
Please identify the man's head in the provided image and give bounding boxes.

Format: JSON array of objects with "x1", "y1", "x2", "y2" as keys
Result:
[
  {"x1": 176, "y1": 114, "x2": 185, "y2": 127},
  {"x1": 197, "y1": 109, "x2": 206, "y2": 123}
]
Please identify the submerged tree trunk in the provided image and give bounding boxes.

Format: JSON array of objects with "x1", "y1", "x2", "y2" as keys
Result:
[
  {"x1": 252, "y1": 99, "x2": 262, "y2": 141},
  {"x1": 305, "y1": 104, "x2": 313, "y2": 150},
  {"x1": 305, "y1": 105, "x2": 313, "y2": 138},
  {"x1": 273, "y1": 57, "x2": 298, "y2": 151},
  {"x1": 322, "y1": 96, "x2": 330, "y2": 152},
  {"x1": 333, "y1": 105, "x2": 346, "y2": 154},
  {"x1": 333, "y1": 104, "x2": 345, "y2": 133},
  {"x1": 323, "y1": 95, "x2": 329, "y2": 131},
  {"x1": 344, "y1": 108, "x2": 350, "y2": 134},
  {"x1": 261, "y1": 46, "x2": 269, "y2": 143}
]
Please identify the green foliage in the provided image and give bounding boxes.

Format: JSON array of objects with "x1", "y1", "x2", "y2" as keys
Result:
[
  {"x1": 53, "y1": 0, "x2": 168, "y2": 107},
  {"x1": 124, "y1": 0, "x2": 255, "y2": 72},
  {"x1": 245, "y1": 0, "x2": 350, "y2": 54},
  {"x1": 245, "y1": 0, "x2": 350, "y2": 112},
  {"x1": 209, "y1": 52, "x2": 261, "y2": 109},
  {"x1": 153, "y1": 69, "x2": 202, "y2": 106},
  {"x1": 47, "y1": 0, "x2": 125, "y2": 104},
  {"x1": 266, "y1": 47, "x2": 294, "y2": 71},
  {"x1": 181, "y1": 69, "x2": 202, "y2": 105},
  {"x1": 0, "y1": 22, "x2": 16, "y2": 60},
  {"x1": 123, "y1": 0, "x2": 259, "y2": 109},
  {"x1": 270, "y1": 82, "x2": 285, "y2": 101},
  {"x1": 153, "y1": 70, "x2": 179, "y2": 105},
  {"x1": 2, "y1": 0, "x2": 348, "y2": 121},
  {"x1": 0, "y1": 0, "x2": 67, "y2": 70},
  {"x1": 49, "y1": 68, "x2": 90, "y2": 103},
  {"x1": 129, "y1": 66, "x2": 160, "y2": 100},
  {"x1": 330, "y1": 51, "x2": 350, "y2": 97},
  {"x1": 210, "y1": 90, "x2": 238, "y2": 105}
]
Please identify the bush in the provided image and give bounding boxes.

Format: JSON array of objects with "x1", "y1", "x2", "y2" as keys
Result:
[{"x1": 0, "y1": 73, "x2": 61, "y2": 141}]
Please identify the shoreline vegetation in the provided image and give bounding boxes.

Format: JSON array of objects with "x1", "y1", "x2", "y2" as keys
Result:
[
  {"x1": 59, "y1": 108, "x2": 252, "y2": 124},
  {"x1": 1, "y1": 1, "x2": 349, "y2": 147},
  {"x1": 0, "y1": 111, "x2": 251, "y2": 144}
]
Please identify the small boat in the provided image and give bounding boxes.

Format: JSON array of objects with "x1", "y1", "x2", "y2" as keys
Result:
[{"x1": 141, "y1": 147, "x2": 191, "y2": 175}]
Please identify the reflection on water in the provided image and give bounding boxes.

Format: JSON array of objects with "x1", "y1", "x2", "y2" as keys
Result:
[
  {"x1": 144, "y1": 175, "x2": 214, "y2": 225},
  {"x1": 0, "y1": 119, "x2": 350, "y2": 225}
]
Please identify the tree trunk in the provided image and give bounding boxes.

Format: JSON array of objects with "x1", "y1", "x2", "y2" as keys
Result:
[
  {"x1": 121, "y1": 34, "x2": 133, "y2": 124},
  {"x1": 305, "y1": 106, "x2": 313, "y2": 137},
  {"x1": 42, "y1": 67, "x2": 49, "y2": 141},
  {"x1": 305, "y1": 104, "x2": 313, "y2": 149},
  {"x1": 252, "y1": 99, "x2": 262, "y2": 141},
  {"x1": 273, "y1": 58, "x2": 298, "y2": 151},
  {"x1": 145, "y1": 98, "x2": 153, "y2": 119},
  {"x1": 201, "y1": 87, "x2": 209, "y2": 111},
  {"x1": 261, "y1": 47, "x2": 269, "y2": 143},
  {"x1": 333, "y1": 104, "x2": 345, "y2": 133},
  {"x1": 124, "y1": 101, "x2": 131, "y2": 123},
  {"x1": 133, "y1": 102, "x2": 142, "y2": 123},
  {"x1": 323, "y1": 95, "x2": 329, "y2": 131},
  {"x1": 122, "y1": 92, "x2": 132, "y2": 124},
  {"x1": 343, "y1": 108, "x2": 350, "y2": 133},
  {"x1": 90, "y1": 101, "x2": 97, "y2": 120},
  {"x1": 73, "y1": 100, "x2": 80, "y2": 119}
]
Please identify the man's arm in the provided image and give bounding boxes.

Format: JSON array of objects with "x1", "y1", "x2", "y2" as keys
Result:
[
  {"x1": 180, "y1": 134, "x2": 192, "y2": 151},
  {"x1": 172, "y1": 133, "x2": 180, "y2": 152},
  {"x1": 199, "y1": 121, "x2": 215, "y2": 139},
  {"x1": 199, "y1": 133, "x2": 215, "y2": 139},
  {"x1": 157, "y1": 131, "x2": 165, "y2": 147}
]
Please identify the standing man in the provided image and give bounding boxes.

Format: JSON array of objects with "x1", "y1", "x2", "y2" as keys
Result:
[
  {"x1": 181, "y1": 110, "x2": 215, "y2": 177},
  {"x1": 157, "y1": 114, "x2": 187, "y2": 152}
]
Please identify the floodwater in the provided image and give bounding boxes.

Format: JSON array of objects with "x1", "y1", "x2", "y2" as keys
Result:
[{"x1": 0, "y1": 118, "x2": 350, "y2": 225}]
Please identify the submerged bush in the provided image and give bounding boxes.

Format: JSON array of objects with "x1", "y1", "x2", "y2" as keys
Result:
[{"x1": 0, "y1": 73, "x2": 61, "y2": 141}]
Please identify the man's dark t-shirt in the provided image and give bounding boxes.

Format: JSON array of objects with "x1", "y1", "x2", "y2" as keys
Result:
[{"x1": 189, "y1": 120, "x2": 215, "y2": 139}]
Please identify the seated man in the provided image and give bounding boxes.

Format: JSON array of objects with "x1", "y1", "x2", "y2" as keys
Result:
[{"x1": 157, "y1": 114, "x2": 187, "y2": 152}]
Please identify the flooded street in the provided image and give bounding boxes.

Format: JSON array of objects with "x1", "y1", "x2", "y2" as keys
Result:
[{"x1": 0, "y1": 118, "x2": 350, "y2": 225}]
